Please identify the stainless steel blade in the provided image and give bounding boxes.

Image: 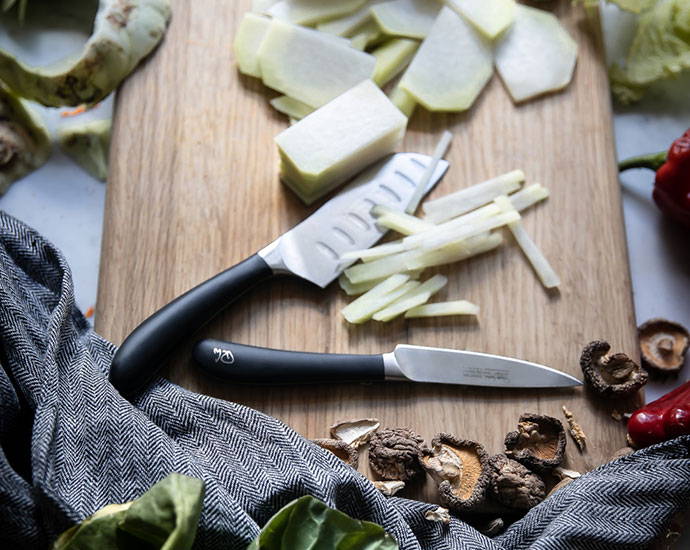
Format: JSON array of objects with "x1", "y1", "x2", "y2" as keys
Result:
[
  {"x1": 385, "y1": 344, "x2": 582, "y2": 388},
  {"x1": 258, "y1": 153, "x2": 449, "y2": 287}
]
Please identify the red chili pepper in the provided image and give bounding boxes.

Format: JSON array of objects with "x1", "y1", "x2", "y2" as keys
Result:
[
  {"x1": 619, "y1": 129, "x2": 690, "y2": 229},
  {"x1": 627, "y1": 380, "x2": 690, "y2": 447}
]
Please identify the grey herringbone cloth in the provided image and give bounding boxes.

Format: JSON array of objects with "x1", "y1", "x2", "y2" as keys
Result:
[{"x1": 1, "y1": 210, "x2": 688, "y2": 550}]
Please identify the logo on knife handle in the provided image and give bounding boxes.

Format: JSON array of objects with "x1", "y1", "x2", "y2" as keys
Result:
[{"x1": 213, "y1": 347, "x2": 235, "y2": 365}]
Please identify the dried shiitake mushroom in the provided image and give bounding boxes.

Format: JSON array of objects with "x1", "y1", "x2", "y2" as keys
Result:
[
  {"x1": 368, "y1": 427, "x2": 426, "y2": 481},
  {"x1": 424, "y1": 506, "x2": 451, "y2": 524},
  {"x1": 372, "y1": 480, "x2": 405, "y2": 497},
  {"x1": 330, "y1": 418, "x2": 380, "y2": 448},
  {"x1": 422, "y1": 434, "x2": 491, "y2": 514},
  {"x1": 638, "y1": 319, "x2": 689, "y2": 375},
  {"x1": 580, "y1": 340, "x2": 648, "y2": 397},
  {"x1": 504, "y1": 413, "x2": 566, "y2": 473},
  {"x1": 312, "y1": 438, "x2": 358, "y2": 468},
  {"x1": 487, "y1": 454, "x2": 546, "y2": 510}
]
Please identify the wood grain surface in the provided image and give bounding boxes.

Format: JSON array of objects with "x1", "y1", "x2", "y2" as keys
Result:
[{"x1": 97, "y1": 0, "x2": 639, "y2": 502}]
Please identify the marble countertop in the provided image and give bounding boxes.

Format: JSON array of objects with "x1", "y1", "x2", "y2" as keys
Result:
[{"x1": 1, "y1": 6, "x2": 688, "y2": 405}]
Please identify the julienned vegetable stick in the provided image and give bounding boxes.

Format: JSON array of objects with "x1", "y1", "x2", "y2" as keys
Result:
[
  {"x1": 405, "y1": 233, "x2": 502, "y2": 270},
  {"x1": 423, "y1": 169, "x2": 524, "y2": 222},
  {"x1": 372, "y1": 205, "x2": 434, "y2": 235},
  {"x1": 275, "y1": 80, "x2": 407, "y2": 205},
  {"x1": 509, "y1": 220, "x2": 560, "y2": 288},
  {"x1": 399, "y1": 6, "x2": 493, "y2": 112},
  {"x1": 372, "y1": 39, "x2": 419, "y2": 87},
  {"x1": 389, "y1": 85, "x2": 416, "y2": 117},
  {"x1": 494, "y1": 5, "x2": 577, "y2": 103},
  {"x1": 509, "y1": 184, "x2": 549, "y2": 211},
  {"x1": 445, "y1": 0, "x2": 516, "y2": 40},
  {"x1": 258, "y1": 20, "x2": 376, "y2": 109},
  {"x1": 338, "y1": 269, "x2": 423, "y2": 295},
  {"x1": 270, "y1": 96, "x2": 314, "y2": 120},
  {"x1": 406, "y1": 210, "x2": 520, "y2": 250},
  {"x1": 405, "y1": 130, "x2": 453, "y2": 214},
  {"x1": 234, "y1": 14, "x2": 272, "y2": 77},
  {"x1": 343, "y1": 280, "x2": 421, "y2": 323},
  {"x1": 267, "y1": 0, "x2": 367, "y2": 26},
  {"x1": 371, "y1": 0, "x2": 442, "y2": 39},
  {"x1": 340, "y1": 240, "x2": 406, "y2": 262},
  {"x1": 405, "y1": 300, "x2": 480, "y2": 318},
  {"x1": 373, "y1": 291, "x2": 431, "y2": 321}
]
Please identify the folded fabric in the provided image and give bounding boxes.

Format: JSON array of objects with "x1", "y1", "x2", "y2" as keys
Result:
[{"x1": 0, "y1": 209, "x2": 688, "y2": 550}]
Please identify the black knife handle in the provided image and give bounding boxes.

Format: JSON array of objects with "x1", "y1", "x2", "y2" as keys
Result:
[
  {"x1": 109, "y1": 254, "x2": 274, "y2": 396},
  {"x1": 193, "y1": 339, "x2": 386, "y2": 384}
]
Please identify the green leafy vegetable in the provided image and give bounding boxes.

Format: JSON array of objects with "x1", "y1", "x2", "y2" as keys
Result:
[
  {"x1": 0, "y1": 0, "x2": 172, "y2": 107},
  {"x1": 52, "y1": 473, "x2": 204, "y2": 550},
  {"x1": 58, "y1": 119, "x2": 111, "y2": 181},
  {"x1": 248, "y1": 495, "x2": 398, "y2": 550},
  {"x1": 609, "y1": 0, "x2": 690, "y2": 103}
]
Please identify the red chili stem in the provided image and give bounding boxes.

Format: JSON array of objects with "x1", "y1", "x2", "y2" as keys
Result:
[{"x1": 618, "y1": 151, "x2": 668, "y2": 173}]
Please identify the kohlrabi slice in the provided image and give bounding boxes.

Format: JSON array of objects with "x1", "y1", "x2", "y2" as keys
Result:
[
  {"x1": 405, "y1": 300, "x2": 479, "y2": 318},
  {"x1": 371, "y1": 0, "x2": 443, "y2": 39},
  {"x1": 494, "y1": 4, "x2": 578, "y2": 103},
  {"x1": 388, "y1": 85, "x2": 416, "y2": 117},
  {"x1": 372, "y1": 205, "x2": 433, "y2": 235},
  {"x1": 341, "y1": 273, "x2": 413, "y2": 323},
  {"x1": 252, "y1": 0, "x2": 280, "y2": 13},
  {"x1": 275, "y1": 80, "x2": 407, "y2": 204},
  {"x1": 371, "y1": 39, "x2": 419, "y2": 87},
  {"x1": 317, "y1": 1, "x2": 387, "y2": 37},
  {"x1": 349, "y1": 20, "x2": 384, "y2": 51},
  {"x1": 399, "y1": 6, "x2": 492, "y2": 112},
  {"x1": 258, "y1": 19, "x2": 376, "y2": 109},
  {"x1": 0, "y1": 0, "x2": 172, "y2": 107},
  {"x1": 234, "y1": 13, "x2": 272, "y2": 78},
  {"x1": 0, "y1": 84, "x2": 50, "y2": 193},
  {"x1": 445, "y1": 0, "x2": 515, "y2": 39},
  {"x1": 270, "y1": 95, "x2": 314, "y2": 120},
  {"x1": 268, "y1": 0, "x2": 367, "y2": 26},
  {"x1": 58, "y1": 118, "x2": 111, "y2": 182}
]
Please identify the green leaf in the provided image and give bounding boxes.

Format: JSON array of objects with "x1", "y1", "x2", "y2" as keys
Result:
[
  {"x1": 52, "y1": 474, "x2": 205, "y2": 550},
  {"x1": 248, "y1": 495, "x2": 399, "y2": 550},
  {"x1": 609, "y1": 0, "x2": 690, "y2": 103}
]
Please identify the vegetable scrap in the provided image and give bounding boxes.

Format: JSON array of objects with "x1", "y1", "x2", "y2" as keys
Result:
[
  {"x1": 619, "y1": 129, "x2": 690, "y2": 229},
  {"x1": 368, "y1": 427, "x2": 426, "y2": 481},
  {"x1": 424, "y1": 506, "x2": 451, "y2": 524},
  {"x1": 504, "y1": 413, "x2": 566, "y2": 472},
  {"x1": 579, "y1": 340, "x2": 648, "y2": 397},
  {"x1": 627, "y1": 380, "x2": 690, "y2": 448},
  {"x1": 60, "y1": 105, "x2": 88, "y2": 118},
  {"x1": 0, "y1": 84, "x2": 50, "y2": 194},
  {"x1": 561, "y1": 406, "x2": 587, "y2": 453},
  {"x1": 0, "y1": 0, "x2": 172, "y2": 107},
  {"x1": 84, "y1": 306, "x2": 95, "y2": 319},
  {"x1": 312, "y1": 438, "x2": 359, "y2": 468},
  {"x1": 58, "y1": 119, "x2": 111, "y2": 182},
  {"x1": 638, "y1": 319, "x2": 689, "y2": 375}
]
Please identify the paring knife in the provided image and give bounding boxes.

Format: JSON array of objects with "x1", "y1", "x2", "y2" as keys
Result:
[
  {"x1": 192, "y1": 340, "x2": 583, "y2": 388},
  {"x1": 109, "y1": 153, "x2": 449, "y2": 396}
]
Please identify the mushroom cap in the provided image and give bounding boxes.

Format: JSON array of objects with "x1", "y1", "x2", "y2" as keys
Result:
[
  {"x1": 488, "y1": 454, "x2": 546, "y2": 510},
  {"x1": 312, "y1": 438, "x2": 359, "y2": 468},
  {"x1": 638, "y1": 319, "x2": 689, "y2": 375},
  {"x1": 329, "y1": 418, "x2": 381, "y2": 448},
  {"x1": 423, "y1": 433, "x2": 491, "y2": 514},
  {"x1": 368, "y1": 427, "x2": 426, "y2": 481},
  {"x1": 504, "y1": 413, "x2": 566, "y2": 473},
  {"x1": 580, "y1": 340, "x2": 648, "y2": 397}
]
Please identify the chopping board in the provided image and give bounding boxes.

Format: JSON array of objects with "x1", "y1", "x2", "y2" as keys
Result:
[{"x1": 96, "y1": 0, "x2": 639, "y2": 501}]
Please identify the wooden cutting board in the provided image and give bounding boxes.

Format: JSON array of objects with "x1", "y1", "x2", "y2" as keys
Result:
[{"x1": 97, "y1": 0, "x2": 639, "y2": 500}]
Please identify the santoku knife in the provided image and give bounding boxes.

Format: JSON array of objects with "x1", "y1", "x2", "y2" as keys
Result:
[
  {"x1": 109, "y1": 153, "x2": 449, "y2": 396},
  {"x1": 193, "y1": 340, "x2": 583, "y2": 388}
]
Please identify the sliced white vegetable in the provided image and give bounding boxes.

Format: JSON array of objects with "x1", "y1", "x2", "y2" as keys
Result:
[
  {"x1": 373, "y1": 291, "x2": 431, "y2": 321},
  {"x1": 340, "y1": 240, "x2": 406, "y2": 262},
  {"x1": 345, "y1": 250, "x2": 413, "y2": 283},
  {"x1": 371, "y1": 39, "x2": 419, "y2": 87},
  {"x1": 508, "y1": 183, "x2": 549, "y2": 212},
  {"x1": 252, "y1": 0, "x2": 280, "y2": 13},
  {"x1": 342, "y1": 278, "x2": 420, "y2": 323},
  {"x1": 317, "y1": 2, "x2": 386, "y2": 37},
  {"x1": 270, "y1": 96, "x2": 315, "y2": 120},
  {"x1": 371, "y1": 0, "x2": 443, "y2": 39},
  {"x1": 445, "y1": 0, "x2": 515, "y2": 39},
  {"x1": 338, "y1": 269, "x2": 422, "y2": 295},
  {"x1": 404, "y1": 233, "x2": 502, "y2": 270},
  {"x1": 423, "y1": 169, "x2": 524, "y2": 222},
  {"x1": 403, "y1": 205, "x2": 499, "y2": 249},
  {"x1": 258, "y1": 20, "x2": 376, "y2": 109},
  {"x1": 508, "y1": 220, "x2": 561, "y2": 289},
  {"x1": 372, "y1": 205, "x2": 434, "y2": 235},
  {"x1": 389, "y1": 85, "x2": 416, "y2": 117},
  {"x1": 275, "y1": 80, "x2": 407, "y2": 204},
  {"x1": 349, "y1": 20, "x2": 383, "y2": 51},
  {"x1": 405, "y1": 130, "x2": 453, "y2": 214},
  {"x1": 399, "y1": 6, "x2": 493, "y2": 111},
  {"x1": 405, "y1": 300, "x2": 479, "y2": 318},
  {"x1": 494, "y1": 5, "x2": 578, "y2": 103},
  {"x1": 406, "y1": 210, "x2": 519, "y2": 250},
  {"x1": 268, "y1": 0, "x2": 367, "y2": 26},
  {"x1": 234, "y1": 14, "x2": 272, "y2": 78}
]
